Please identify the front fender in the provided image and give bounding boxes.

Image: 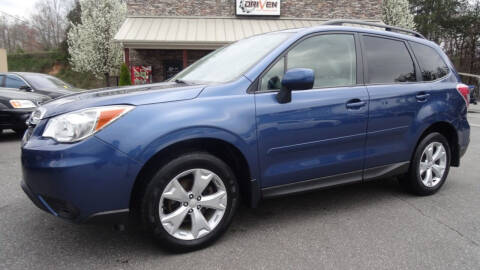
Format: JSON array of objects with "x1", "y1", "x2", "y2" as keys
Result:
[
  {"x1": 137, "y1": 126, "x2": 259, "y2": 178},
  {"x1": 95, "y1": 90, "x2": 259, "y2": 182}
]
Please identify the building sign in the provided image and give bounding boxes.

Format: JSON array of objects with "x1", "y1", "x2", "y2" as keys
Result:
[
  {"x1": 236, "y1": 0, "x2": 280, "y2": 16},
  {"x1": 131, "y1": 66, "x2": 152, "y2": 85}
]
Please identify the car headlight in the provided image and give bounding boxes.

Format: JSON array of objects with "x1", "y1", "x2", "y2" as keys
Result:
[
  {"x1": 10, "y1": 100, "x2": 36, "y2": 109},
  {"x1": 42, "y1": 105, "x2": 134, "y2": 143}
]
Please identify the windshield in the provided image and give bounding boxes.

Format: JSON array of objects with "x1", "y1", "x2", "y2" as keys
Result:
[
  {"x1": 172, "y1": 32, "x2": 292, "y2": 84},
  {"x1": 23, "y1": 74, "x2": 73, "y2": 90}
]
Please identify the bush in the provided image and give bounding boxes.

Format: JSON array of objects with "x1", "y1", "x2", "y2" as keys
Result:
[
  {"x1": 118, "y1": 63, "x2": 132, "y2": 86},
  {"x1": 7, "y1": 50, "x2": 104, "y2": 90}
]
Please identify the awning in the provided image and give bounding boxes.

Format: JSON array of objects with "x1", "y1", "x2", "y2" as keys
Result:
[{"x1": 115, "y1": 16, "x2": 380, "y2": 50}]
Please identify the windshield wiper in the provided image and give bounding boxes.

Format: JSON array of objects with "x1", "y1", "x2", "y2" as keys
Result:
[{"x1": 175, "y1": 79, "x2": 188, "y2": 84}]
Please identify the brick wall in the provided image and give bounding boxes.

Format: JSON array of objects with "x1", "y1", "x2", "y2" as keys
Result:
[
  {"x1": 126, "y1": 0, "x2": 383, "y2": 83},
  {"x1": 127, "y1": 0, "x2": 383, "y2": 20}
]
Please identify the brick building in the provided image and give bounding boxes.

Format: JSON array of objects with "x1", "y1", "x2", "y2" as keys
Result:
[{"x1": 115, "y1": 0, "x2": 383, "y2": 83}]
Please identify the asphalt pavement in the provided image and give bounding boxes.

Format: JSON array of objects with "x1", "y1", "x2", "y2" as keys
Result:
[{"x1": 1, "y1": 107, "x2": 480, "y2": 270}]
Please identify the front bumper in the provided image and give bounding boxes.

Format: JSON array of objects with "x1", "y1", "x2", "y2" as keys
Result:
[
  {"x1": 0, "y1": 108, "x2": 33, "y2": 130},
  {"x1": 21, "y1": 133, "x2": 142, "y2": 223}
]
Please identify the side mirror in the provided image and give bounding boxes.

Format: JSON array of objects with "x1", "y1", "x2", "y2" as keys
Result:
[
  {"x1": 19, "y1": 85, "x2": 33, "y2": 92},
  {"x1": 276, "y1": 68, "x2": 314, "y2": 104}
]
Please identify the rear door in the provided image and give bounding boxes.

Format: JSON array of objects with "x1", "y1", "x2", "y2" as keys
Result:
[
  {"x1": 361, "y1": 35, "x2": 425, "y2": 176},
  {"x1": 255, "y1": 33, "x2": 369, "y2": 190}
]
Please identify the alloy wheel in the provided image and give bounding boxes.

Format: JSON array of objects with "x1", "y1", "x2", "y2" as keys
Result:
[
  {"x1": 159, "y1": 168, "x2": 228, "y2": 240},
  {"x1": 419, "y1": 142, "x2": 447, "y2": 188}
]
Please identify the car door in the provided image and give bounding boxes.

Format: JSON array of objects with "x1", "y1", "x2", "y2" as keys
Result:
[
  {"x1": 255, "y1": 33, "x2": 369, "y2": 192},
  {"x1": 361, "y1": 35, "x2": 425, "y2": 176}
]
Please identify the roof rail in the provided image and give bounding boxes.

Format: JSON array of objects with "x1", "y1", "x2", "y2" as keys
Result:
[{"x1": 322, "y1": 19, "x2": 426, "y2": 39}]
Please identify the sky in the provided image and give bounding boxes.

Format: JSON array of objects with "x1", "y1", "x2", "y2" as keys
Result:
[{"x1": 0, "y1": 0, "x2": 39, "y2": 19}]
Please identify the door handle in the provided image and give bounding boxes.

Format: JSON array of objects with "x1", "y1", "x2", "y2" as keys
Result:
[
  {"x1": 346, "y1": 99, "x2": 366, "y2": 109},
  {"x1": 416, "y1": 92, "x2": 430, "y2": 101}
]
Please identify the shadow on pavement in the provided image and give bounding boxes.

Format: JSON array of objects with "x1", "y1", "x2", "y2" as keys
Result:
[
  {"x1": 0, "y1": 130, "x2": 22, "y2": 142},
  {"x1": 16, "y1": 177, "x2": 407, "y2": 258}
]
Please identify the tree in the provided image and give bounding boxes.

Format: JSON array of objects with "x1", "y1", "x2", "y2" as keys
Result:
[
  {"x1": 60, "y1": 0, "x2": 82, "y2": 56},
  {"x1": 409, "y1": 0, "x2": 480, "y2": 74},
  {"x1": 31, "y1": 0, "x2": 72, "y2": 50},
  {"x1": 67, "y1": 0, "x2": 126, "y2": 86},
  {"x1": 383, "y1": 0, "x2": 416, "y2": 29},
  {"x1": 118, "y1": 63, "x2": 132, "y2": 86},
  {"x1": 409, "y1": 0, "x2": 462, "y2": 43}
]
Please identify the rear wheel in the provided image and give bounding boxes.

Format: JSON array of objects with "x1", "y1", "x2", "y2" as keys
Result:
[
  {"x1": 399, "y1": 132, "x2": 451, "y2": 195},
  {"x1": 140, "y1": 152, "x2": 239, "y2": 252}
]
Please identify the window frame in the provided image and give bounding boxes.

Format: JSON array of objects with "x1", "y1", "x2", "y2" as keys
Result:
[
  {"x1": 254, "y1": 31, "x2": 364, "y2": 93},
  {"x1": 5, "y1": 74, "x2": 32, "y2": 89},
  {"x1": 408, "y1": 41, "x2": 451, "y2": 83},
  {"x1": 360, "y1": 34, "x2": 422, "y2": 86}
]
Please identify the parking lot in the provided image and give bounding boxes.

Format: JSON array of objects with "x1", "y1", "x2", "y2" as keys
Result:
[{"x1": 1, "y1": 108, "x2": 480, "y2": 270}]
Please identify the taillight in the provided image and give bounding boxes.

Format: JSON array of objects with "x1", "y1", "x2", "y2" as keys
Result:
[{"x1": 456, "y1": 83, "x2": 470, "y2": 107}]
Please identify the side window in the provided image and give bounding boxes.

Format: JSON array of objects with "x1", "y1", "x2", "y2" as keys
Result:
[
  {"x1": 363, "y1": 36, "x2": 416, "y2": 84},
  {"x1": 0, "y1": 75, "x2": 4, "y2": 87},
  {"x1": 259, "y1": 34, "x2": 357, "y2": 91},
  {"x1": 260, "y1": 57, "x2": 285, "y2": 91},
  {"x1": 5, "y1": 75, "x2": 27, "y2": 89},
  {"x1": 410, "y1": 42, "x2": 449, "y2": 81},
  {"x1": 288, "y1": 34, "x2": 356, "y2": 88}
]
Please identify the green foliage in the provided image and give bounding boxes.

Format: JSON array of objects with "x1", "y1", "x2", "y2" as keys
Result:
[
  {"x1": 409, "y1": 0, "x2": 480, "y2": 74},
  {"x1": 7, "y1": 51, "x2": 65, "y2": 73},
  {"x1": 7, "y1": 50, "x2": 104, "y2": 90},
  {"x1": 60, "y1": 0, "x2": 82, "y2": 57},
  {"x1": 118, "y1": 63, "x2": 132, "y2": 86}
]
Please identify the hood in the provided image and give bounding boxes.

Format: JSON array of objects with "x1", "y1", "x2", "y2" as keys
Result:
[
  {"x1": 39, "y1": 87, "x2": 77, "y2": 95},
  {"x1": 0, "y1": 88, "x2": 51, "y2": 105},
  {"x1": 40, "y1": 82, "x2": 206, "y2": 118}
]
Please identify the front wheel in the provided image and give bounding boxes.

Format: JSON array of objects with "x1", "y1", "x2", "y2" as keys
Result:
[
  {"x1": 399, "y1": 132, "x2": 451, "y2": 195},
  {"x1": 140, "y1": 152, "x2": 239, "y2": 252}
]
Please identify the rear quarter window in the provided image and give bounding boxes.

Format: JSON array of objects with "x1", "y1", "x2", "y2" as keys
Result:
[
  {"x1": 363, "y1": 36, "x2": 417, "y2": 84},
  {"x1": 410, "y1": 42, "x2": 449, "y2": 81}
]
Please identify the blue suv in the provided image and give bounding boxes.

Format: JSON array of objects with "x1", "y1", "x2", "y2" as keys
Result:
[{"x1": 21, "y1": 20, "x2": 470, "y2": 251}]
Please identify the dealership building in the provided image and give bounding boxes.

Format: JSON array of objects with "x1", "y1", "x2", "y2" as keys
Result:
[{"x1": 115, "y1": 0, "x2": 383, "y2": 83}]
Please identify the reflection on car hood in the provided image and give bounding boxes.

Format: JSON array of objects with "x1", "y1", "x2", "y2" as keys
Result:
[
  {"x1": 40, "y1": 82, "x2": 206, "y2": 118},
  {"x1": 38, "y1": 87, "x2": 77, "y2": 95}
]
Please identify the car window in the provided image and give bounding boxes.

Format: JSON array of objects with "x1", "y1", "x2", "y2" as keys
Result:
[
  {"x1": 363, "y1": 36, "x2": 416, "y2": 84},
  {"x1": 261, "y1": 57, "x2": 285, "y2": 91},
  {"x1": 5, "y1": 75, "x2": 28, "y2": 89},
  {"x1": 0, "y1": 75, "x2": 4, "y2": 87},
  {"x1": 22, "y1": 74, "x2": 73, "y2": 89},
  {"x1": 410, "y1": 42, "x2": 449, "y2": 81},
  {"x1": 173, "y1": 32, "x2": 292, "y2": 84},
  {"x1": 288, "y1": 34, "x2": 356, "y2": 89},
  {"x1": 260, "y1": 34, "x2": 357, "y2": 91}
]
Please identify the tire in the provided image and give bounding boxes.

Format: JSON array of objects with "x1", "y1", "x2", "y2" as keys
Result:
[
  {"x1": 399, "y1": 132, "x2": 451, "y2": 196},
  {"x1": 140, "y1": 152, "x2": 239, "y2": 252}
]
